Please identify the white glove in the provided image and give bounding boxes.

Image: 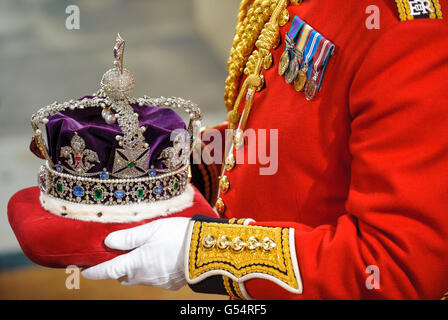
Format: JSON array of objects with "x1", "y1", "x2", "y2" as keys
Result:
[{"x1": 81, "y1": 217, "x2": 191, "y2": 290}]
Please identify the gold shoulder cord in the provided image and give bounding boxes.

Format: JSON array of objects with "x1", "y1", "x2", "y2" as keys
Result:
[{"x1": 224, "y1": 0, "x2": 302, "y2": 131}]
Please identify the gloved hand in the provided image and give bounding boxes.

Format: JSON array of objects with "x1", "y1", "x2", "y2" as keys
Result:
[{"x1": 81, "y1": 217, "x2": 191, "y2": 290}]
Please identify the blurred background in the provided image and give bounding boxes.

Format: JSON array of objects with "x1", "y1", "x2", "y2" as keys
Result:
[{"x1": 0, "y1": 0, "x2": 239, "y2": 299}]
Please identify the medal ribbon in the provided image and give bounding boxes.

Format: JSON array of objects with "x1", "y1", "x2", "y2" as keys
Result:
[
  {"x1": 310, "y1": 37, "x2": 326, "y2": 71},
  {"x1": 301, "y1": 30, "x2": 323, "y2": 77},
  {"x1": 312, "y1": 39, "x2": 330, "y2": 74},
  {"x1": 284, "y1": 16, "x2": 304, "y2": 53},
  {"x1": 316, "y1": 41, "x2": 335, "y2": 89},
  {"x1": 302, "y1": 38, "x2": 326, "y2": 100},
  {"x1": 308, "y1": 38, "x2": 326, "y2": 80},
  {"x1": 294, "y1": 23, "x2": 313, "y2": 61}
]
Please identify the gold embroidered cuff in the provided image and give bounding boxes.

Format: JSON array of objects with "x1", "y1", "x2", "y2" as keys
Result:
[
  {"x1": 222, "y1": 276, "x2": 245, "y2": 299},
  {"x1": 185, "y1": 221, "x2": 303, "y2": 295}
]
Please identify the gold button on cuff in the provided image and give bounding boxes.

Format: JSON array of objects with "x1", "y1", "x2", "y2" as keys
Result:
[
  {"x1": 202, "y1": 234, "x2": 216, "y2": 249},
  {"x1": 216, "y1": 197, "x2": 225, "y2": 215},
  {"x1": 202, "y1": 234, "x2": 277, "y2": 253},
  {"x1": 231, "y1": 237, "x2": 245, "y2": 252},
  {"x1": 262, "y1": 237, "x2": 277, "y2": 252},
  {"x1": 278, "y1": 9, "x2": 290, "y2": 27},
  {"x1": 246, "y1": 236, "x2": 261, "y2": 251},
  {"x1": 225, "y1": 153, "x2": 235, "y2": 171},
  {"x1": 217, "y1": 236, "x2": 231, "y2": 250},
  {"x1": 219, "y1": 175, "x2": 230, "y2": 193}
]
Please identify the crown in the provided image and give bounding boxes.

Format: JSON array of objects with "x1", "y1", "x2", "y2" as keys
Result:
[{"x1": 30, "y1": 34, "x2": 202, "y2": 221}]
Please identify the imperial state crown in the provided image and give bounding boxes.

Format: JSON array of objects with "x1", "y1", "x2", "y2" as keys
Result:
[{"x1": 7, "y1": 34, "x2": 217, "y2": 268}]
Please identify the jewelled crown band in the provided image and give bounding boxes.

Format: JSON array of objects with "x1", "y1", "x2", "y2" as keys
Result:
[{"x1": 30, "y1": 34, "x2": 202, "y2": 218}]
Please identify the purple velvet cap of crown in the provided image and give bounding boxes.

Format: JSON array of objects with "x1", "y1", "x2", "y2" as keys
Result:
[{"x1": 45, "y1": 97, "x2": 186, "y2": 173}]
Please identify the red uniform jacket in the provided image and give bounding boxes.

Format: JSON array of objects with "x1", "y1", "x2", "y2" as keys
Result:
[{"x1": 187, "y1": 0, "x2": 448, "y2": 299}]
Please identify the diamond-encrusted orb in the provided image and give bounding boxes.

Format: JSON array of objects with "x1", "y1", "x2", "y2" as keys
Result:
[{"x1": 101, "y1": 67, "x2": 135, "y2": 100}]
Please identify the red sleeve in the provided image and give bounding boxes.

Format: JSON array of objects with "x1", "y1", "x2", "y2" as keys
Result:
[
  {"x1": 245, "y1": 20, "x2": 448, "y2": 299},
  {"x1": 190, "y1": 121, "x2": 228, "y2": 205}
]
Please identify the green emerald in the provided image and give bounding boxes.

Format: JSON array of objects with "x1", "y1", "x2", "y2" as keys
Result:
[
  {"x1": 56, "y1": 182, "x2": 63, "y2": 193},
  {"x1": 94, "y1": 188, "x2": 103, "y2": 200},
  {"x1": 173, "y1": 182, "x2": 179, "y2": 190},
  {"x1": 137, "y1": 188, "x2": 144, "y2": 198},
  {"x1": 128, "y1": 161, "x2": 136, "y2": 168}
]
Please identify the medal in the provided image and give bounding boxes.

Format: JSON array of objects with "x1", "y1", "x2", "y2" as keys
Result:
[
  {"x1": 294, "y1": 31, "x2": 322, "y2": 92},
  {"x1": 285, "y1": 55, "x2": 300, "y2": 84},
  {"x1": 278, "y1": 49, "x2": 290, "y2": 76},
  {"x1": 301, "y1": 37, "x2": 325, "y2": 95},
  {"x1": 294, "y1": 68, "x2": 308, "y2": 91},
  {"x1": 278, "y1": 17, "x2": 304, "y2": 76},
  {"x1": 304, "y1": 73, "x2": 318, "y2": 100},
  {"x1": 286, "y1": 24, "x2": 312, "y2": 84},
  {"x1": 304, "y1": 39, "x2": 335, "y2": 100}
]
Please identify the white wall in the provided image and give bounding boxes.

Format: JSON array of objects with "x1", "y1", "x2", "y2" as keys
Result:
[{"x1": 192, "y1": 0, "x2": 240, "y2": 66}]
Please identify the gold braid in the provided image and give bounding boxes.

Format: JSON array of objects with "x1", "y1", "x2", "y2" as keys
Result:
[
  {"x1": 224, "y1": 0, "x2": 277, "y2": 111},
  {"x1": 224, "y1": 0, "x2": 301, "y2": 116}
]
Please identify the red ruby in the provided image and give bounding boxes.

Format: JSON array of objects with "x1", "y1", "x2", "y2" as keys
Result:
[
  {"x1": 75, "y1": 156, "x2": 82, "y2": 162},
  {"x1": 29, "y1": 137, "x2": 45, "y2": 159}
]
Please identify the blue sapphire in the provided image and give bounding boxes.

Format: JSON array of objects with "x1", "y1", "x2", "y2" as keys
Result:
[
  {"x1": 55, "y1": 165, "x2": 62, "y2": 172},
  {"x1": 100, "y1": 171, "x2": 109, "y2": 179},
  {"x1": 149, "y1": 170, "x2": 157, "y2": 177},
  {"x1": 114, "y1": 190, "x2": 125, "y2": 199},
  {"x1": 73, "y1": 186, "x2": 84, "y2": 197},
  {"x1": 154, "y1": 186, "x2": 163, "y2": 195}
]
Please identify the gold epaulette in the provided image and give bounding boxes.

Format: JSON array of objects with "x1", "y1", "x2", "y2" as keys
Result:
[{"x1": 394, "y1": 0, "x2": 443, "y2": 22}]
